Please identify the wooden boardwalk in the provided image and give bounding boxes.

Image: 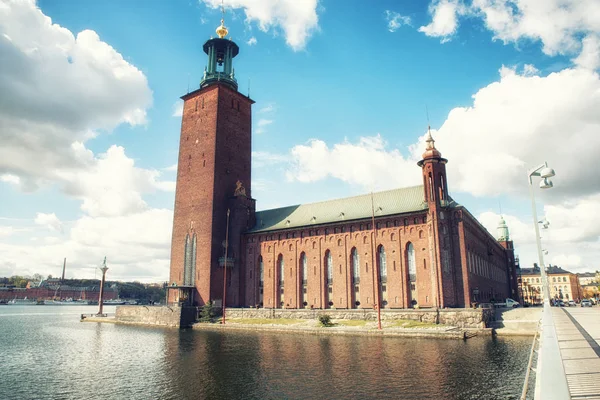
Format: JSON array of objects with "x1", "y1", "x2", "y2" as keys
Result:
[{"x1": 554, "y1": 307, "x2": 600, "y2": 400}]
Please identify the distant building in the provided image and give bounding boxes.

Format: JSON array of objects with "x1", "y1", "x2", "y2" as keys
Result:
[
  {"x1": 577, "y1": 272, "x2": 598, "y2": 286},
  {"x1": 0, "y1": 278, "x2": 118, "y2": 301},
  {"x1": 167, "y1": 18, "x2": 520, "y2": 309},
  {"x1": 519, "y1": 265, "x2": 583, "y2": 304}
]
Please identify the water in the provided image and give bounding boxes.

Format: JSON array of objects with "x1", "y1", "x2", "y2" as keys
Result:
[{"x1": 0, "y1": 305, "x2": 534, "y2": 400}]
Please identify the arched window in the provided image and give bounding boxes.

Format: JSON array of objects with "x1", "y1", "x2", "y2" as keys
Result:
[
  {"x1": 300, "y1": 252, "x2": 307, "y2": 285},
  {"x1": 439, "y1": 173, "x2": 446, "y2": 200},
  {"x1": 325, "y1": 250, "x2": 333, "y2": 284},
  {"x1": 351, "y1": 248, "x2": 360, "y2": 284},
  {"x1": 428, "y1": 172, "x2": 434, "y2": 201},
  {"x1": 259, "y1": 256, "x2": 264, "y2": 287},
  {"x1": 278, "y1": 254, "x2": 284, "y2": 286},
  {"x1": 378, "y1": 245, "x2": 387, "y2": 283},
  {"x1": 407, "y1": 242, "x2": 416, "y2": 282}
]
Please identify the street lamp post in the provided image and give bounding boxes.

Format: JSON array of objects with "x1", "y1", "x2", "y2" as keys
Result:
[
  {"x1": 527, "y1": 162, "x2": 555, "y2": 305},
  {"x1": 528, "y1": 162, "x2": 569, "y2": 400},
  {"x1": 97, "y1": 257, "x2": 108, "y2": 316}
]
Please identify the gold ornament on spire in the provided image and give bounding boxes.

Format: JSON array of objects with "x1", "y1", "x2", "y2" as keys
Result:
[
  {"x1": 216, "y1": 1, "x2": 228, "y2": 38},
  {"x1": 216, "y1": 19, "x2": 228, "y2": 38}
]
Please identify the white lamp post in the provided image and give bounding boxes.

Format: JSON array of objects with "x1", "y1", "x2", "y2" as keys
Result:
[{"x1": 528, "y1": 162, "x2": 569, "y2": 400}]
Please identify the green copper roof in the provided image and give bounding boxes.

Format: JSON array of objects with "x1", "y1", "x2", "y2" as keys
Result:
[{"x1": 250, "y1": 185, "x2": 429, "y2": 233}]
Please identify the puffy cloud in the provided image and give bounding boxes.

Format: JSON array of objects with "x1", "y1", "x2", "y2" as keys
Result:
[
  {"x1": 574, "y1": 34, "x2": 600, "y2": 71},
  {"x1": 419, "y1": 0, "x2": 600, "y2": 69},
  {"x1": 0, "y1": 0, "x2": 152, "y2": 189},
  {"x1": 0, "y1": 226, "x2": 14, "y2": 238},
  {"x1": 202, "y1": 0, "x2": 319, "y2": 51},
  {"x1": 286, "y1": 135, "x2": 420, "y2": 191},
  {"x1": 247, "y1": 36, "x2": 257, "y2": 45},
  {"x1": 419, "y1": 0, "x2": 466, "y2": 42},
  {"x1": 428, "y1": 66, "x2": 600, "y2": 199},
  {"x1": 34, "y1": 213, "x2": 63, "y2": 233},
  {"x1": 0, "y1": 208, "x2": 173, "y2": 282},
  {"x1": 385, "y1": 10, "x2": 411, "y2": 33},
  {"x1": 259, "y1": 103, "x2": 275, "y2": 113},
  {"x1": 57, "y1": 145, "x2": 174, "y2": 217}
]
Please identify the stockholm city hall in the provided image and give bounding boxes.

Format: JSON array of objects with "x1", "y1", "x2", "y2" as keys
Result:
[{"x1": 167, "y1": 18, "x2": 520, "y2": 310}]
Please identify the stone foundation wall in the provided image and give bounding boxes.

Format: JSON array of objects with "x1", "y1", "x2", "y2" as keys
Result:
[
  {"x1": 116, "y1": 305, "x2": 197, "y2": 328},
  {"x1": 225, "y1": 308, "x2": 492, "y2": 328}
]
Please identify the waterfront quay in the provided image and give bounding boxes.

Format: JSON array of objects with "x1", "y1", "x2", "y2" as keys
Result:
[{"x1": 536, "y1": 307, "x2": 600, "y2": 400}]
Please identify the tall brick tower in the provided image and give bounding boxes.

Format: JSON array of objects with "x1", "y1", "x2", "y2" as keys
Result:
[
  {"x1": 168, "y1": 17, "x2": 255, "y2": 306},
  {"x1": 497, "y1": 216, "x2": 520, "y2": 301},
  {"x1": 418, "y1": 129, "x2": 457, "y2": 307}
]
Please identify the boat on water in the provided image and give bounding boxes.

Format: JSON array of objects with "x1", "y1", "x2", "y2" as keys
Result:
[
  {"x1": 46, "y1": 298, "x2": 89, "y2": 305},
  {"x1": 7, "y1": 297, "x2": 44, "y2": 305},
  {"x1": 103, "y1": 299, "x2": 127, "y2": 305}
]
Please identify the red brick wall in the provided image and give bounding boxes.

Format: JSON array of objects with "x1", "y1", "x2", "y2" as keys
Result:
[
  {"x1": 169, "y1": 83, "x2": 253, "y2": 306},
  {"x1": 242, "y1": 215, "x2": 435, "y2": 309}
]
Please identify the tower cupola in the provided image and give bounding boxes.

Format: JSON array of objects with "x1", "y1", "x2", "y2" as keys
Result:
[
  {"x1": 497, "y1": 215, "x2": 510, "y2": 242},
  {"x1": 200, "y1": 15, "x2": 239, "y2": 90}
]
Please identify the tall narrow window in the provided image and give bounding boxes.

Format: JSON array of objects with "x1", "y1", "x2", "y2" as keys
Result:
[
  {"x1": 190, "y1": 234, "x2": 197, "y2": 285},
  {"x1": 351, "y1": 247, "x2": 360, "y2": 284},
  {"x1": 378, "y1": 245, "x2": 387, "y2": 283},
  {"x1": 325, "y1": 250, "x2": 333, "y2": 284},
  {"x1": 407, "y1": 242, "x2": 416, "y2": 282},
  {"x1": 301, "y1": 252, "x2": 307, "y2": 285},
  {"x1": 259, "y1": 256, "x2": 264, "y2": 287},
  {"x1": 278, "y1": 255, "x2": 284, "y2": 286},
  {"x1": 183, "y1": 234, "x2": 192, "y2": 285},
  {"x1": 428, "y1": 172, "x2": 434, "y2": 201},
  {"x1": 439, "y1": 173, "x2": 446, "y2": 200}
]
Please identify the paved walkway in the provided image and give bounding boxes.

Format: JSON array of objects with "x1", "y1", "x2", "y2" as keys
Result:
[{"x1": 554, "y1": 307, "x2": 600, "y2": 400}]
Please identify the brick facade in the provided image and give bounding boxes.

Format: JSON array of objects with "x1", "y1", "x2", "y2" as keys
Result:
[{"x1": 168, "y1": 35, "x2": 518, "y2": 309}]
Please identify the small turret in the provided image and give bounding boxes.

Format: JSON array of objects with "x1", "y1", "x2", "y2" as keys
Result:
[{"x1": 497, "y1": 215, "x2": 510, "y2": 242}]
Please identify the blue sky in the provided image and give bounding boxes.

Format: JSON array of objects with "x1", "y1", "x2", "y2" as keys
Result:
[{"x1": 1, "y1": 0, "x2": 599, "y2": 281}]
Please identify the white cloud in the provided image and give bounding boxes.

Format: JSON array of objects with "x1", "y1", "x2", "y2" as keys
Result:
[
  {"x1": 256, "y1": 118, "x2": 273, "y2": 134},
  {"x1": 385, "y1": 10, "x2": 411, "y2": 33},
  {"x1": 286, "y1": 135, "x2": 420, "y2": 191},
  {"x1": 259, "y1": 103, "x2": 275, "y2": 113},
  {"x1": 34, "y1": 213, "x2": 63, "y2": 233},
  {"x1": 1, "y1": 174, "x2": 20, "y2": 185},
  {"x1": 419, "y1": 0, "x2": 600, "y2": 70},
  {"x1": 57, "y1": 145, "x2": 174, "y2": 217},
  {"x1": 252, "y1": 151, "x2": 288, "y2": 168},
  {"x1": 247, "y1": 36, "x2": 257, "y2": 45},
  {"x1": 164, "y1": 163, "x2": 178, "y2": 172},
  {"x1": 0, "y1": 208, "x2": 173, "y2": 282},
  {"x1": 419, "y1": 0, "x2": 466, "y2": 42},
  {"x1": 427, "y1": 66, "x2": 600, "y2": 198},
  {"x1": 172, "y1": 100, "x2": 184, "y2": 117},
  {"x1": 0, "y1": 0, "x2": 152, "y2": 189},
  {"x1": 574, "y1": 34, "x2": 600, "y2": 71},
  {"x1": 522, "y1": 64, "x2": 539, "y2": 76},
  {"x1": 0, "y1": 226, "x2": 14, "y2": 238},
  {"x1": 202, "y1": 0, "x2": 319, "y2": 51}
]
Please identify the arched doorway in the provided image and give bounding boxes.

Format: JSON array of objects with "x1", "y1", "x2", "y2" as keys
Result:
[{"x1": 324, "y1": 250, "x2": 332, "y2": 308}]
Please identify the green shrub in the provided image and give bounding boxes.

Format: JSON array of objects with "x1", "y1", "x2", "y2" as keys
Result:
[
  {"x1": 199, "y1": 301, "x2": 217, "y2": 323},
  {"x1": 318, "y1": 314, "x2": 333, "y2": 327}
]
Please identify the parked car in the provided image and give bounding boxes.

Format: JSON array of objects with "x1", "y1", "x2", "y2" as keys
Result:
[
  {"x1": 493, "y1": 298, "x2": 520, "y2": 308},
  {"x1": 581, "y1": 299, "x2": 592, "y2": 307},
  {"x1": 568, "y1": 300, "x2": 576, "y2": 307}
]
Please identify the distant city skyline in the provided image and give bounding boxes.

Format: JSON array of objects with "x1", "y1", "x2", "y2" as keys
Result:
[{"x1": 1, "y1": 0, "x2": 599, "y2": 282}]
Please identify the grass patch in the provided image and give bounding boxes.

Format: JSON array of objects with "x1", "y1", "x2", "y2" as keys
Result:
[
  {"x1": 227, "y1": 318, "x2": 304, "y2": 325},
  {"x1": 390, "y1": 319, "x2": 439, "y2": 329},
  {"x1": 335, "y1": 320, "x2": 367, "y2": 327}
]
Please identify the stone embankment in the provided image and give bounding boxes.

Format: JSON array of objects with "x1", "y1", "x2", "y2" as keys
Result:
[
  {"x1": 225, "y1": 307, "x2": 492, "y2": 328},
  {"x1": 488, "y1": 307, "x2": 542, "y2": 336}
]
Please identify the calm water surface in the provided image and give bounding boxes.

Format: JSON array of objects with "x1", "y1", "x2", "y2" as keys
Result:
[{"x1": 0, "y1": 305, "x2": 534, "y2": 400}]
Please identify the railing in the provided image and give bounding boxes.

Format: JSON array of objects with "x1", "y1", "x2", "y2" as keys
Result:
[{"x1": 520, "y1": 326, "x2": 539, "y2": 400}]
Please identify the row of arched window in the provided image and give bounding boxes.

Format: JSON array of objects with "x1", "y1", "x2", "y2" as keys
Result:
[{"x1": 257, "y1": 243, "x2": 418, "y2": 287}]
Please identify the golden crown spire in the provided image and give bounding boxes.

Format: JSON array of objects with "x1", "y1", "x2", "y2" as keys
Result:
[{"x1": 216, "y1": 1, "x2": 228, "y2": 38}]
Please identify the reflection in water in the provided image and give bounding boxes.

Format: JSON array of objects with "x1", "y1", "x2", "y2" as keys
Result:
[{"x1": 0, "y1": 306, "x2": 531, "y2": 400}]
